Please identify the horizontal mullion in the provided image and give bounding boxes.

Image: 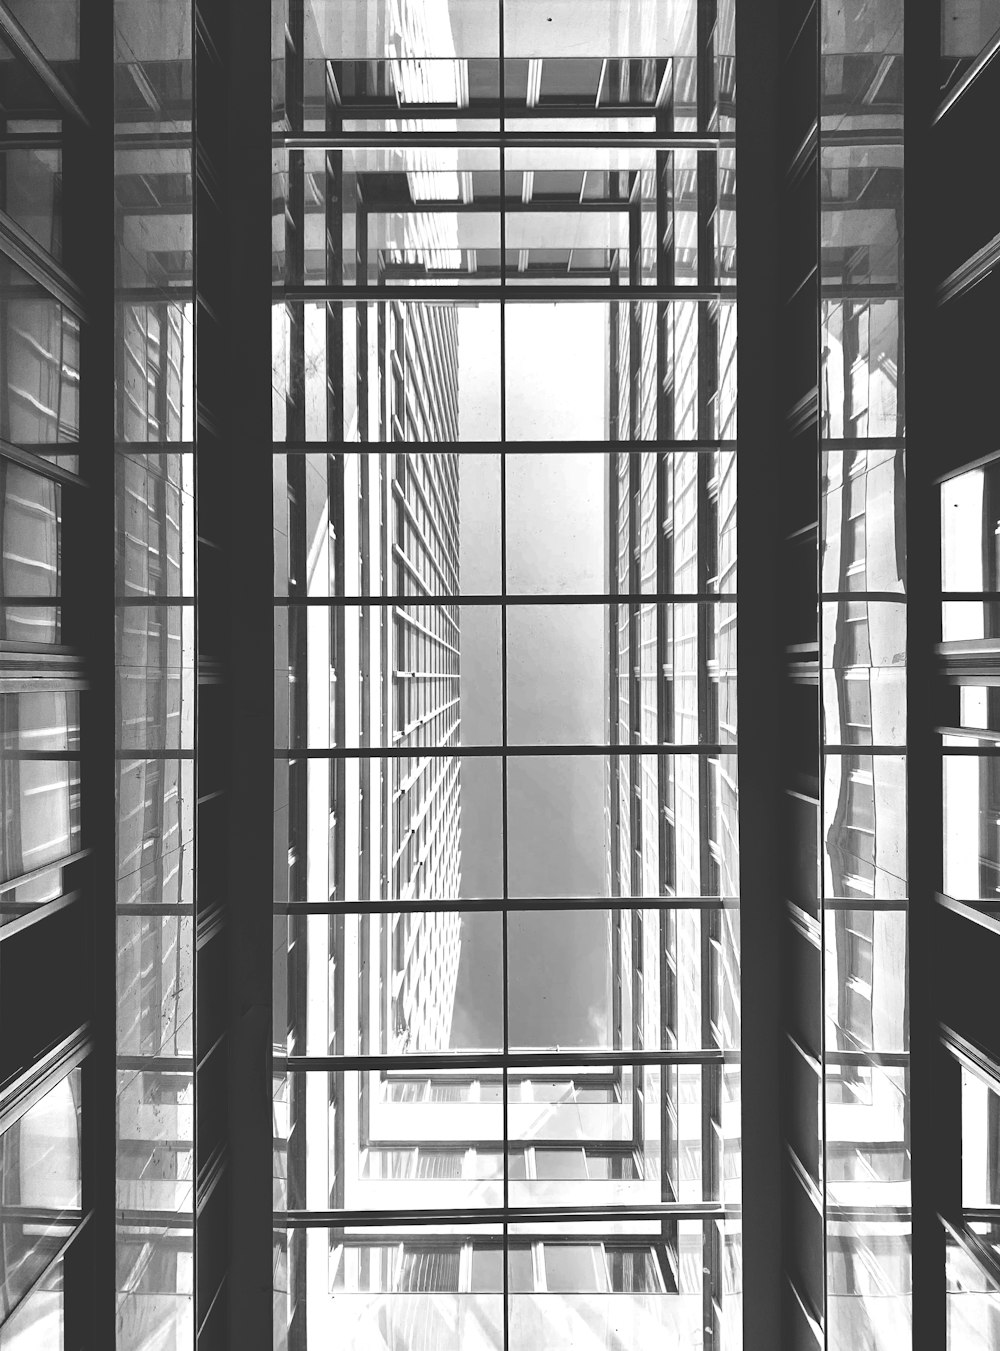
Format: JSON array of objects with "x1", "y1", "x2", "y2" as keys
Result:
[
  {"x1": 940, "y1": 1215, "x2": 1000, "y2": 1291},
  {"x1": 276, "y1": 897, "x2": 737, "y2": 915},
  {"x1": 940, "y1": 1024, "x2": 1000, "y2": 1094},
  {"x1": 822, "y1": 745, "x2": 905, "y2": 755},
  {"x1": 934, "y1": 447, "x2": 1000, "y2": 485},
  {"x1": 936, "y1": 726, "x2": 1000, "y2": 743},
  {"x1": 114, "y1": 749, "x2": 196, "y2": 760},
  {"x1": 0, "y1": 848, "x2": 90, "y2": 895},
  {"x1": 275, "y1": 593, "x2": 737, "y2": 606},
  {"x1": 0, "y1": 438, "x2": 86, "y2": 486},
  {"x1": 934, "y1": 893, "x2": 1000, "y2": 938},
  {"x1": 115, "y1": 595, "x2": 196, "y2": 605},
  {"x1": 821, "y1": 898, "x2": 908, "y2": 912},
  {"x1": 0, "y1": 205, "x2": 85, "y2": 318},
  {"x1": 277, "y1": 284, "x2": 734, "y2": 303},
  {"x1": 116, "y1": 441, "x2": 196, "y2": 454},
  {"x1": 0, "y1": 5, "x2": 88, "y2": 125},
  {"x1": 276, "y1": 440, "x2": 738, "y2": 454},
  {"x1": 0, "y1": 1024, "x2": 92, "y2": 1136},
  {"x1": 275, "y1": 744, "x2": 731, "y2": 759},
  {"x1": 824, "y1": 1204, "x2": 912, "y2": 1223},
  {"x1": 818, "y1": 283, "x2": 903, "y2": 300},
  {"x1": 0, "y1": 677, "x2": 88, "y2": 695},
  {"x1": 281, "y1": 133, "x2": 733, "y2": 151},
  {"x1": 280, "y1": 1202, "x2": 734, "y2": 1229},
  {"x1": 819, "y1": 591, "x2": 906, "y2": 603},
  {"x1": 820, "y1": 437, "x2": 904, "y2": 451},
  {"x1": 116, "y1": 1054, "x2": 194, "y2": 1074},
  {"x1": 0, "y1": 889, "x2": 81, "y2": 943},
  {"x1": 117, "y1": 903, "x2": 196, "y2": 917},
  {"x1": 1, "y1": 749, "x2": 84, "y2": 761},
  {"x1": 935, "y1": 28, "x2": 1000, "y2": 124},
  {"x1": 278, "y1": 1050, "x2": 735, "y2": 1073},
  {"x1": 821, "y1": 1050, "x2": 909, "y2": 1068}
]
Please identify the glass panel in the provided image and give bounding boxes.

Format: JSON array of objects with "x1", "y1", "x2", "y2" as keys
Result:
[
  {"x1": 824, "y1": 908, "x2": 908, "y2": 1054},
  {"x1": 505, "y1": 303, "x2": 733, "y2": 443},
  {"x1": 0, "y1": 259, "x2": 79, "y2": 446},
  {"x1": 274, "y1": 910, "x2": 504, "y2": 1056},
  {"x1": 822, "y1": 447, "x2": 905, "y2": 595},
  {"x1": 821, "y1": 299, "x2": 902, "y2": 441},
  {"x1": 115, "y1": 454, "x2": 195, "y2": 600},
  {"x1": 5, "y1": 0, "x2": 81, "y2": 91},
  {"x1": 946, "y1": 1235, "x2": 1000, "y2": 1351},
  {"x1": 276, "y1": 603, "x2": 500, "y2": 751},
  {"x1": 116, "y1": 1226, "x2": 193, "y2": 1351},
  {"x1": 277, "y1": 755, "x2": 502, "y2": 904},
  {"x1": 0, "y1": 751, "x2": 80, "y2": 886},
  {"x1": 825, "y1": 1063, "x2": 909, "y2": 1207},
  {"x1": 275, "y1": 148, "x2": 501, "y2": 288},
  {"x1": 821, "y1": 147, "x2": 903, "y2": 288},
  {"x1": 275, "y1": 1228, "x2": 504, "y2": 1351},
  {"x1": 962, "y1": 1067, "x2": 1000, "y2": 1209},
  {"x1": 943, "y1": 753, "x2": 1000, "y2": 901},
  {"x1": 503, "y1": 1, "x2": 697, "y2": 60},
  {"x1": 507, "y1": 753, "x2": 738, "y2": 901},
  {"x1": 0, "y1": 463, "x2": 61, "y2": 642},
  {"x1": 823, "y1": 754, "x2": 907, "y2": 900},
  {"x1": 942, "y1": 464, "x2": 1000, "y2": 594},
  {"x1": 506, "y1": 1223, "x2": 706, "y2": 1351},
  {"x1": 0, "y1": 1070, "x2": 81, "y2": 1322},
  {"x1": 0, "y1": 1255, "x2": 64, "y2": 1350},
  {"x1": 942, "y1": 0, "x2": 1000, "y2": 64},
  {"x1": 272, "y1": 302, "x2": 500, "y2": 443},
  {"x1": 273, "y1": 452, "x2": 502, "y2": 600},
  {"x1": 826, "y1": 1221, "x2": 911, "y2": 1351},
  {"x1": 116, "y1": 1065, "x2": 194, "y2": 1215},
  {"x1": 0, "y1": 130, "x2": 63, "y2": 263},
  {"x1": 821, "y1": 601, "x2": 906, "y2": 746}
]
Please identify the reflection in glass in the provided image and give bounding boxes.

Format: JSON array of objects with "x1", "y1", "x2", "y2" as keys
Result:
[
  {"x1": 823, "y1": 754, "x2": 906, "y2": 900},
  {"x1": 0, "y1": 463, "x2": 60, "y2": 642},
  {"x1": 826, "y1": 1221, "x2": 911, "y2": 1351},
  {"x1": 0, "y1": 260, "x2": 79, "y2": 446},
  {"x1": 822, "y1": 447, "x2": 905, "y2": 595},
  {"x1": 0, "y1": 1071, "x2": 81, "y2": 1323},
  {"x1": 946, "y1": 1233, "x2": 1000, "y2": 1351}
]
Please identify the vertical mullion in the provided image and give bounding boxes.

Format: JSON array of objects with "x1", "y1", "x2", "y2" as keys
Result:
[
  {"x1": 67, "y1": 0, "x2": 115, "y2": 1339},
  {"x1": 735, "y1": 0, "x2": 783, "y2": 1344},
  {"x1": 814, "y1": 6, "x2": 828, "y2": 1346},
  {"x1": 498, "y1": 9, "x2": 510, "y2": 1349},
  {"x1": 906, "y1": 2, "x2": 946, "y2": 1345},
  {"x1": 226, "y1": 0, "x2": 274, "y2": 1335}
]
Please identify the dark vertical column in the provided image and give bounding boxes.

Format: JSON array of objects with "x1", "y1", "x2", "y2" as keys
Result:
[
  {"x1": 906, "y1": 5, "x2": 947, "y2": 1347},
  {"x1": 735, "y1": 0, "x2": 783, "y2": 1347},
  {"x1": 226, "y1": 0, "x2": 274, "y2": 1341},
  {"x1": 63, "y1": 0, "x2": 115, "y2": 1341}
]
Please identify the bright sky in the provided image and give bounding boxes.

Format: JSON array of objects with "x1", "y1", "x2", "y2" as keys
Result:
[{"x1": 449, "y1": 303, "x2": 614, "y2": 1051}]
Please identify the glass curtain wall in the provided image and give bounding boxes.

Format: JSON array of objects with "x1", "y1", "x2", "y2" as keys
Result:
[
  {"x1": 931, "y1": 2, "x2": 1000, "y2": 1345},
  {"x1": 113, "y1": 2, "x2": 229, "y2": 1347},
  {"x1": 0, "y1": 6, "x2": 93, "y2": 1348},
  {"x1": 779, "y1": 2, "x2": 909, "y2": 1347},
  {"x1": 270, "y1": 2, "x2": 739, "y2": 1349}
]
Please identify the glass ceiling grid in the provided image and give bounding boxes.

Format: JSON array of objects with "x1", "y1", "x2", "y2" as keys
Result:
[{"x1": 271, "y1": 2, "x2": 739, "y2": 1347}]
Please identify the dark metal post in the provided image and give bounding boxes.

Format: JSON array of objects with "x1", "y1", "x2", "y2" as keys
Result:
[{"x1": 735, "y1": 0, "x2": 783, "y2": 1345}]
